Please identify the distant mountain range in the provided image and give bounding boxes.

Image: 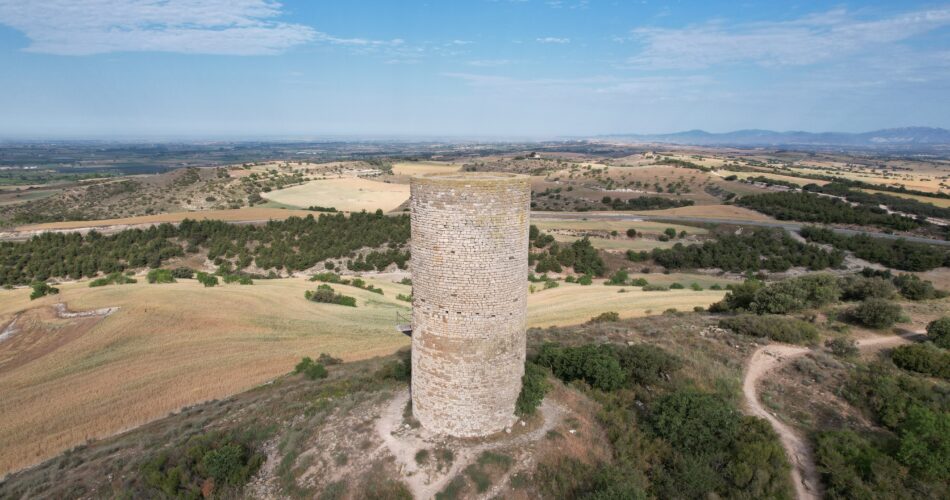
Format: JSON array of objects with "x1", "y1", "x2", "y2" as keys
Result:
[{"x1": 599, "y1": 127, "x2": 950, "y2": 149}]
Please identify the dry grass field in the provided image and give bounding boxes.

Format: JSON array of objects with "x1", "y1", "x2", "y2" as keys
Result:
[
  {"x1": 789, "y1": 166, "x2": 948, "y2": 193},
  {"x1": 859, "y1": 188, "x2": 950, "y2": 208},
  {"x1": 0, "y1": 273, "x2": 727, "y2": 476},
  {"x1": 0, "y1": 278, "x2": 412, "y2": 476},
  {"x1": 534, "y1": 218, "x2": 707, "y2": 235},
  {"x1": 628, "y1": 204, "x2": 774, "y2": 221},
  {"x1": 391, "y1": 161, "x2": 461, "y2": 176},
  {"x1": 261, "y1": 178, "x2": 410, "y2": 212},
  {"x1": 527, "y1": 281, "x2": 726, "y2": 328},
  {"x1": 722, "y1": 171, "x2": 829, "y2": 187},
  {"x1": 15, "y1": 207, "x2": 318, "y2": 231}
]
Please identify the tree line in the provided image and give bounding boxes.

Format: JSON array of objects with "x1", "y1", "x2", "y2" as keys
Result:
[
  {"x1": 0, "y1": 211, "x2": 410, "y2": 286},
  {"x1": 736, "y1": 191, "x2": 920, "y2": 231}
]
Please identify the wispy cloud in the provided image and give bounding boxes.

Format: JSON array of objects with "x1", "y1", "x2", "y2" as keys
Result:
[
  {"x1": 467, "y1": 59, "x2": 513, "y2": 67},
  {"x1": 443, "y1": 72, "x2": 718, "y2": 102},
  {"x1": 628, "y1": 7, "x2": 950, "y2": 69},
  {"x1": 536, "y1": 37, "x2": 570, "y2": 44},
  {"x1": 0, "y1": 0, "x2": 317, "y2": 55}
]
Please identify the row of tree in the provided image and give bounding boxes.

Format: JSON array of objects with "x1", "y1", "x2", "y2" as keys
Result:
[{"x1": 1, "y1": 211, "x2": 410, "y2": 286}]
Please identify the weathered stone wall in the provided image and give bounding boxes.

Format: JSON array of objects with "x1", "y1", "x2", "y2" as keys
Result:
[{"x1": 410, "y1": 172, "x2": 530, "y2": 437}]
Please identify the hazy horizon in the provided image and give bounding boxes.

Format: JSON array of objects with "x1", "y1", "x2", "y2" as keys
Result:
[{"x1": 1, "y1": 1, "x2": 949, "y2": 138}]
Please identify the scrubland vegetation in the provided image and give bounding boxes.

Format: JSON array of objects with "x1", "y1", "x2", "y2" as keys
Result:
[{"x1": 0, "y1": 211, "x2": 409, "y2": 286}]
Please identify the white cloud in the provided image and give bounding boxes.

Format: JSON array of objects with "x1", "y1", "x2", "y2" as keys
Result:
[
  {"x1": 0, "y1": 0, "x2": 318, "y2": 55},
  {"x1": 536, "y1": 37, "x2": 570, "y2": 44},
  {"x1": 628, "y1": 7, "x2": 950, "y2": 69}
]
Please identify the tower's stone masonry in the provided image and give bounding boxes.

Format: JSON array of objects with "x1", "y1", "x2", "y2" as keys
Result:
[{"x1": 410, "y1": 172, "x2": 530, "y2": 437}]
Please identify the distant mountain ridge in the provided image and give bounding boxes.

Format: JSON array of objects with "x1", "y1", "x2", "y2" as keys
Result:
[{"x1": 600, "y1": 127, "x2": 950, "y2": 148}]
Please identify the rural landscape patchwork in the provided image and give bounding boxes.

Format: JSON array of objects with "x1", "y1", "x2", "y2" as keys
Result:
[{"x1": 1, "y1": 1, "x2": 950, "y2": 499}]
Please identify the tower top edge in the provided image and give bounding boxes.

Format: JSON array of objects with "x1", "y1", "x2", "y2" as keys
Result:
[{"x1": 411, "y1": 172, "x2": 530, "y2": 186}]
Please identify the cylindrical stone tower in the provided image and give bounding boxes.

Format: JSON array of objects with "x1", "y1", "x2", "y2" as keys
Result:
[{"x1": 410, "y1": 172, "x2": 530, "y2": 437}]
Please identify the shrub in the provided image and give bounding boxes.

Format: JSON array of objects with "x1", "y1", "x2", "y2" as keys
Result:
[
  {"x1": 516, "y1": 362, "x2": 550, "y2": 416},
  {"x1": 589, "y1": 311, "x2": 620, "y2": 323},
  {"x1": 690, "y1": 282, "x2": 703, "y2": 291},
  {"x1": 170, "y1": 267, "x2": 194, "y2": 279},
  {"x1": 396, "y1": 293, "x2": 412, "y2": 302},
  {"x1": 719, "y1": 315, "x2": 819, "y2": 344},
  {"x1": 649, "y1": 389, "x2": 739, "y2": 454},
  {"x1": 825, "y1": 337, "x2": 859, "y2": 357},
  {"x1": 543, "y1": 280, "x2": 559, "y2": 290},
  {"x1": 577, "y1": 274, "x2": 593, "y2": 286},
  {"x1": 146, "y1": 269, "x2": 175, "y2": 284},
  {"x1": 838, "y1": 275, "x2": 896, "y2": 301},
  {"x1": 626, "y1": 228, "x2": 637, "y2": 238},
  {"x1": 926, "y1": 317, "x2": 950, "y2": 348},
  {"x1": 196, "y1": 272, "x2": 219, "y2": 287},
  {"x1": 376, "y1": 350, "x2": 411, "y2": 381},
  {"x1": 669, "y1": 282, "x2": 684, "y2": 289},
  {"x1": 814, "y1": 430, "x2": 908, "y2": 499},
  {"x1": 89, "y1": 272, "x2": 137, "y2": 287},
  {"x1": 615, "y1": 344, "x2": 682, "y2": 386},
  {"x1": 642, "y1": 284, "x2": 668, "y2": 291},
  {"x1": 893, "y1": 274, "x2": 940, "y2": 300},
  {"x1": 29, "y1": 281, "x2": 59, "y2": 300},
  {"x1": 294, "y1": 357, "x2": 329, "y2": 380},
  {"x1": 535, "y1": 343, "x2": 625, "y2": 391},
  {"x1": 140, "y1": 430, "x2": 265, "y2": 498},
  {"x1": 305, "y1": 284, "x2": 357, "y2": 307},
  {"x1": 891, "y1": 344, "x2": 950, "y2": 379},
  {"x1": 606, "y1": 269, "x2": 629, "y2": 286},
  {"x1": 849, "y1": 299, "x2": 902, "y2": 329}
]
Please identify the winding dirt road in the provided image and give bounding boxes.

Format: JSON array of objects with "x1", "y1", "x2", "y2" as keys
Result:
[{"x1": 742, "y1": 332, "x2": 921, "y2": 500}]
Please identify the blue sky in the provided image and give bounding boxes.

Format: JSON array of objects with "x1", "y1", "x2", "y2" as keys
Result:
[{"x1": 0, "y1": 0, "x2": 948, "y2": 139}]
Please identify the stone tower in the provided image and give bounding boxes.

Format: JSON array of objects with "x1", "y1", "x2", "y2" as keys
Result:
[{"x1": 409, "y1": 172, "x2": 531, "y2": 437}]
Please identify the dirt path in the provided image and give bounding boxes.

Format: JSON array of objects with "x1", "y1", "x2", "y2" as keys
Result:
[
  {"x1": 742, "y1": 332, "x2": 920, "y2": 500},
  {"x1": 376, "y1": 389, "x2": 564, "y2": 499}
]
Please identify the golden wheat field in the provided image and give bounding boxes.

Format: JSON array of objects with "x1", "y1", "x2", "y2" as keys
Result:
[
  {"x1": 261, "y1": 177, "x2": 410, "y2": 212},
  {"x1": 527, "y1": 281, "x2": 727, "y2": 328},
  {"x1": 0, "y1": 278, "x2": 412, "y2": 476},
  {"x1": 0, "y1": 273, "x2": 729, "y2": 475}
]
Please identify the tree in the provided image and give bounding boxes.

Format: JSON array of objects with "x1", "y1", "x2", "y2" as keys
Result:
[
  {"x1": 926, "y1": 317, "x2": 950, "y2": 348},
  {"x1": 626, "y1": 228, "x2": 637, "y2": 238},
  {"x1": 850, "y1": 299, "x2": 902, "y2": 329}
]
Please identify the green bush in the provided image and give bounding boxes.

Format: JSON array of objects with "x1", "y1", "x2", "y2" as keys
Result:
[
  {"x1": 669, "y1": 282, "x2": 684, "y2": 289},
  {"x1": 606, "y1": 270, "x2": 629, "y2": 285},
  {"x1": 839, "y1": 275, "x2": 896, "y2": 301},
  {"x1": 396, "y1": 293, "x2": 412, "y2": 302},
  {"x1": 146, "y1": 269, "x2": 175, "y2": 284},
  {"x1": 891, "y1": 344, "x2": 950, "y2": 379},
  {"x1": 535, "y1": 343, "x2": 626, "y2": 391},
  {"x1": 294, "y1": 357, "x2": 329, "y2": 380},
  {"x1": 589, "y1": 311, "x2": 620, "y2": 323},
  {"x1": 893, "y1": 274, "x2": 940, "y2": 300},
  {"x1": 849, "y1": 298, "x2": 902, "y2": 329},
  {"x1": 615, "y1": 344, "x2": 682, "y2": 386},
  {"x1": 642, "y1": 284, "x2": 668, "y2": 291},
  {"x1": 719, "y1": 315, "x2": 819, "y2": 344},
  {"x1": 140, "y1": 430, "x2": 265, "y2": 498},
  {"x1": 196, "y1": 272, "x2": 219, "y2": 288},
  {"x1": 825, "y1": 337, "x2": 859, "y2": 357},
  {"x1": 376, "y1": 350, "x2": 411, "y2": 382},
  {"x1": 926, "y1": 317, "x2": 950, "y2": 348},
  {"x1": 515, "y1": 362, "x2": 549, "y2": 416},
  {"x1": 577, "y1": 274, "x2": 593, "y2": 286},
  {"x1": 89, "y1": 271, "x2": 137, "y2": 287},
  {"x1": 29, "y1": 281, "x2": 59, "y2": 300},
  {"x1": 305, "y1": 284, "x2": 357, "y2": 307},
  {"x1": 814, "y1": 430, "x2": 909, "y2": 499}
]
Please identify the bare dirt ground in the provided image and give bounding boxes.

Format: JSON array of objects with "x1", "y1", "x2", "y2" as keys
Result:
[
  {"x1": 374, "y1": 389, "x2": 564, "y2": 499},
  {"x1": 743, "y1": 332, "x2": 920, "y2": 500}
]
